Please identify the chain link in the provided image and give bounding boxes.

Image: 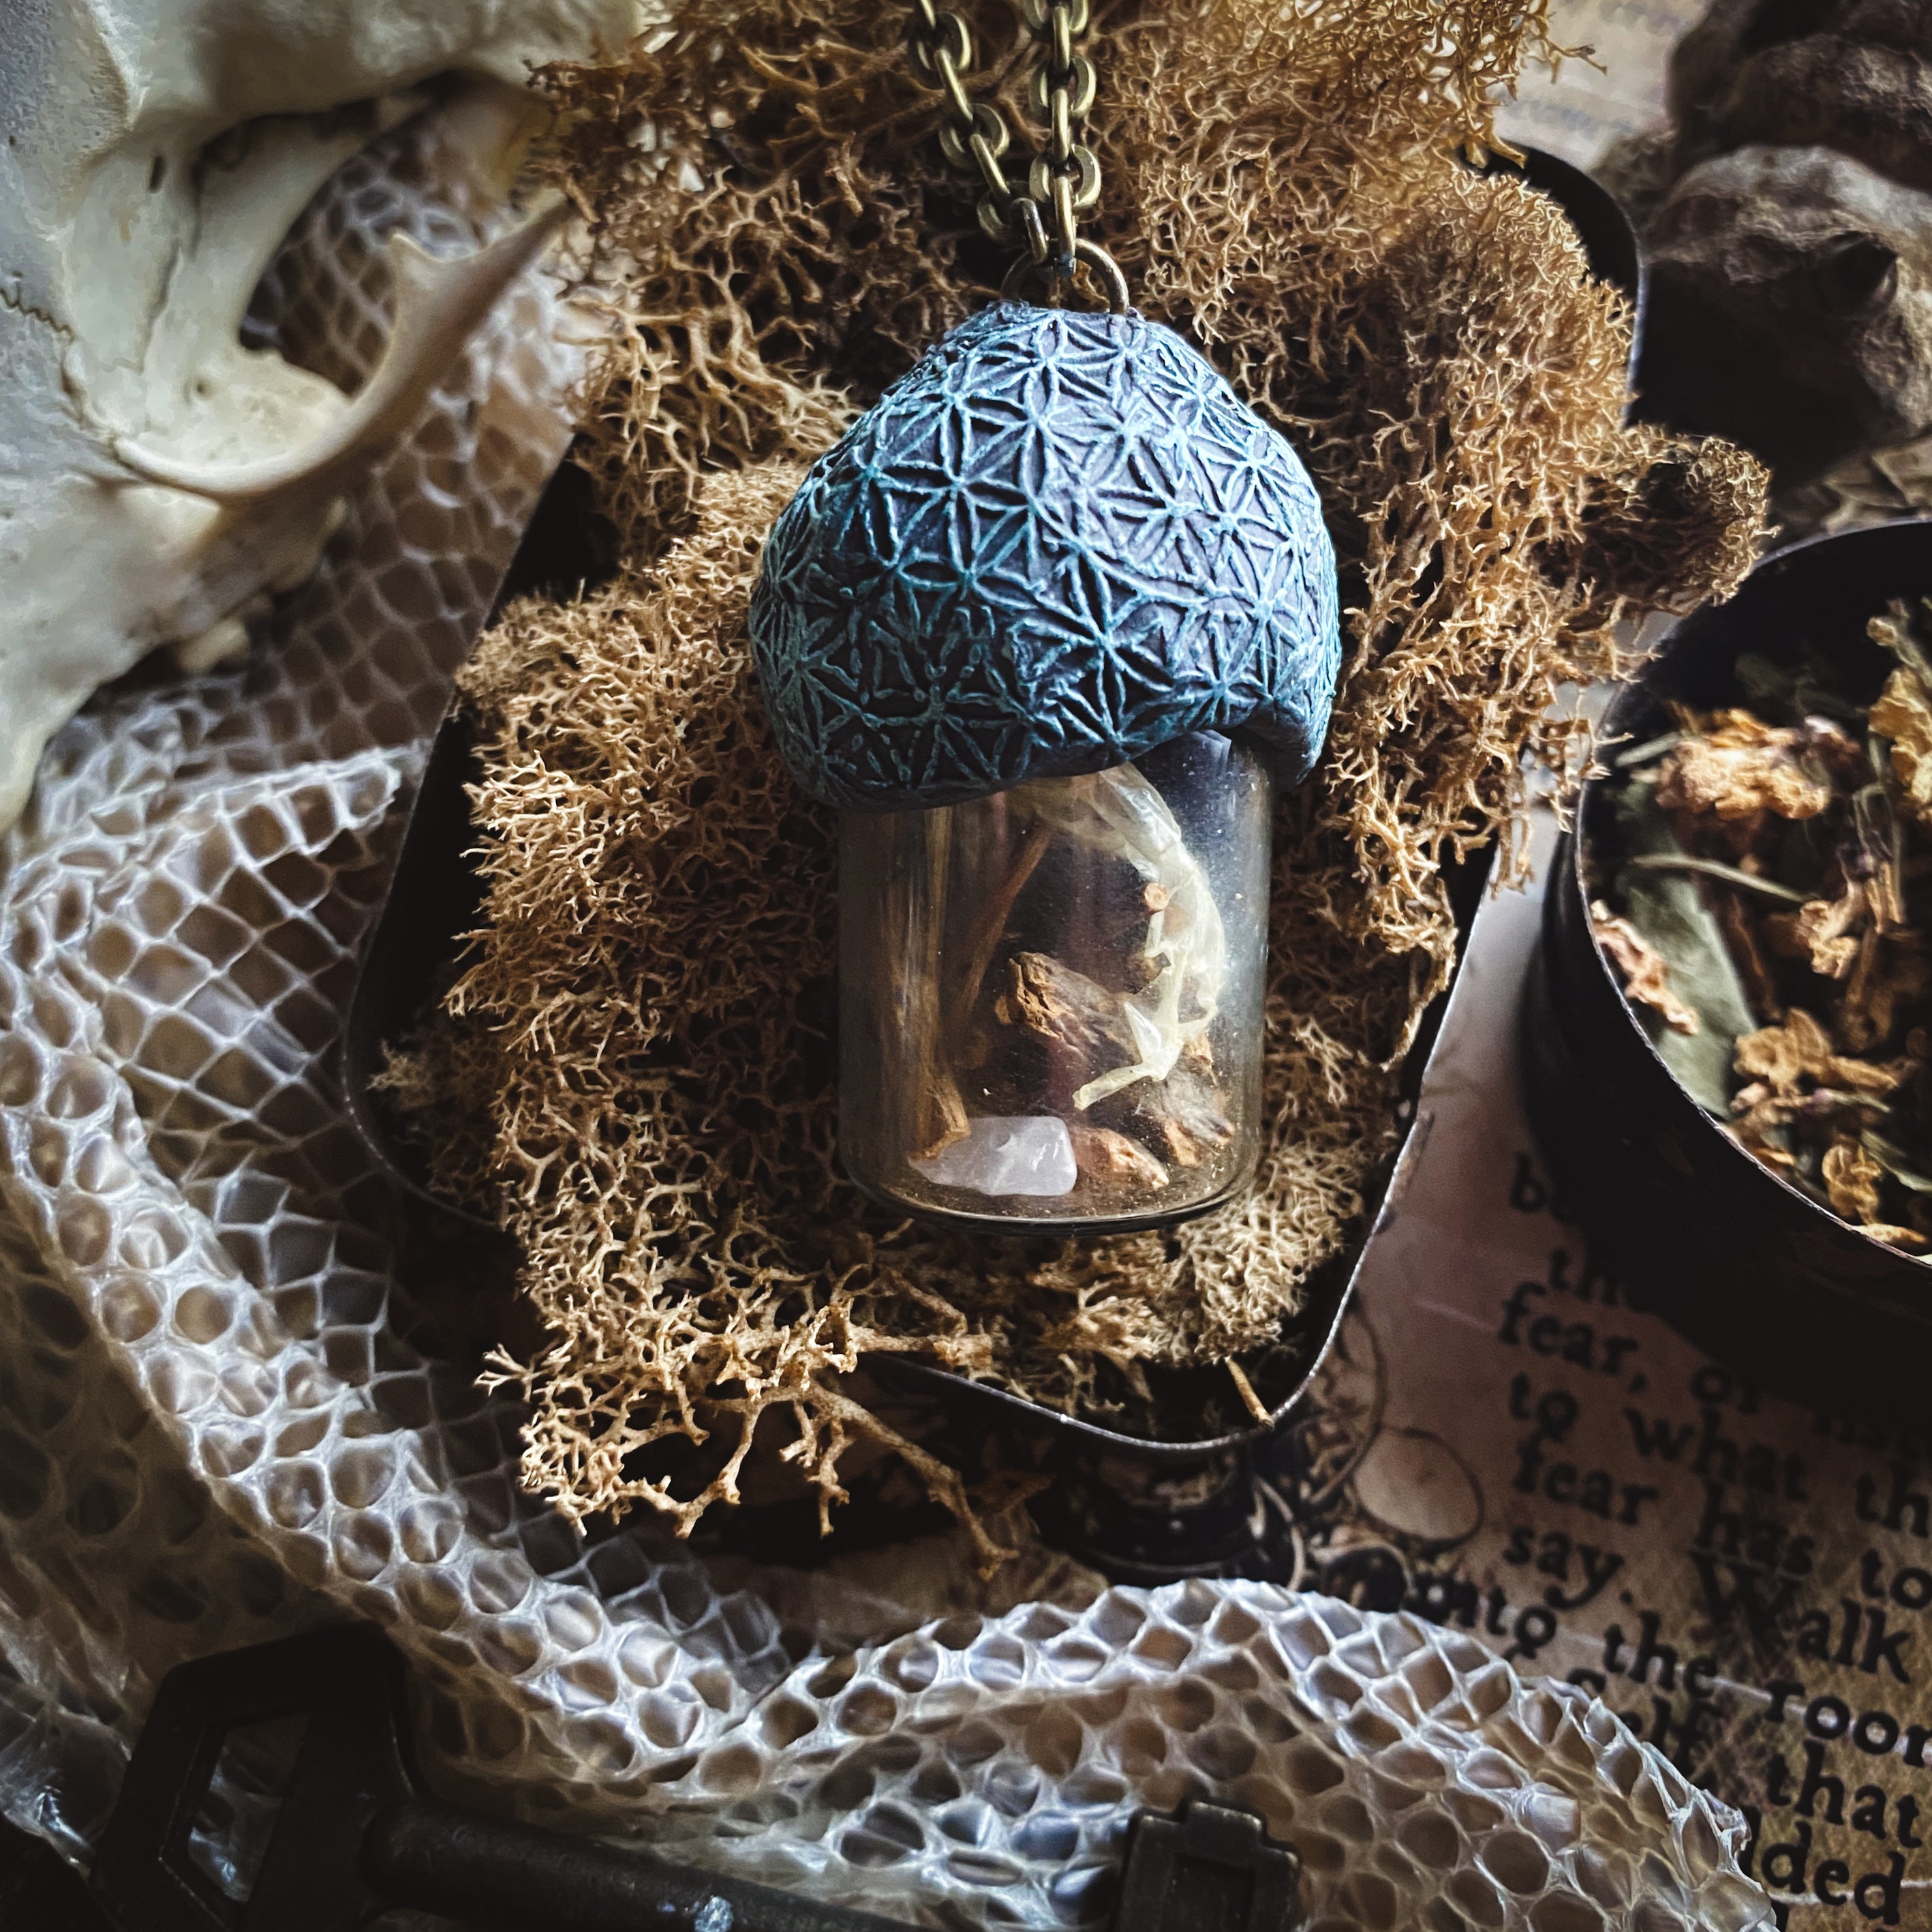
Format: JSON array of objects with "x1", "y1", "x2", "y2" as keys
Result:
[{"x1": 904, "y1": 0, "x2": 1121, "y2": 306}]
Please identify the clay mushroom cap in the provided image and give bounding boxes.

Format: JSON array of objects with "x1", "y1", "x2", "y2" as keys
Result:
[{"x1": 750, "y1": 301, "x2": 1342, "y2": 810}]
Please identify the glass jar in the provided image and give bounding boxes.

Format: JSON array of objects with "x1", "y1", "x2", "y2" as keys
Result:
[{"x1": 838, "y1": 731, "x2": 1272, "y2": 1231}]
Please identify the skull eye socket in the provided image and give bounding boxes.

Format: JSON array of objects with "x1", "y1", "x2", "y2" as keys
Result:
[{"x1": 1812, "y1": 234, "x2": 1899, "y2": 318}]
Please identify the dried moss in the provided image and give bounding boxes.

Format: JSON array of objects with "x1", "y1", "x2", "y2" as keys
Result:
[{"x1": 391, "y1": 0, "x2": 1770, "y2": 1553}]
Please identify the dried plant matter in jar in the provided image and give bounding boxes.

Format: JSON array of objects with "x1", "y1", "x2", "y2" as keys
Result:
[
  {"x1": 1599, "y1": 598, "x2": 1932, "y2": 1253},
  {"x1": 841, "y1": 737, "x2": 1270, "y2": 1227}
]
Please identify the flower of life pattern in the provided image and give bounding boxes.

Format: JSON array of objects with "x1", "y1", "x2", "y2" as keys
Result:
[{"x1": 750, "y1": 303, "x2": 1342, "y2": 810}]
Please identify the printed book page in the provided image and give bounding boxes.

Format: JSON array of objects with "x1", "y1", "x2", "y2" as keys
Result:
[{"x1": 1330, "y1": 813, "x2": 1930, "y2": 1931}]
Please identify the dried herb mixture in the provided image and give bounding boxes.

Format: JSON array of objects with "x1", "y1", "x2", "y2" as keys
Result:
[{"x1": 1599, "y1": 598, "x2": 1932, "y2": 1251}]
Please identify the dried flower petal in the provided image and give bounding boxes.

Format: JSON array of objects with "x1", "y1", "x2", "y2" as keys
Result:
[
  {"x1": 1823, "y1": 1136, "x2": 1884, "y2": 1223},
  {"x1": 1871, "y1": 664, "x2": 1932, "y2": 822},
  {"x1": 1655, "y1": 709, "x2": 1835, "y2": 820},
  {"x1": 1865, "y1": 1223, "x2": 1929, "y2": 1252},
  {"x1": 1870, "y1": 598, "x2": 1932, "y2": 685},
  {"x1": 1782, "y1": 883, "x2": 1866, "y2": 980},
  {"x1": 1733, "y1": 1009, "x2": 1905, "y2": 1096},
  {"x1": 1591, "y1": 900, "x2": 1700, "y2": 1033},
  {"x1": 1730, "y1": 1087, "x2": 1890, "y2": 1142}
]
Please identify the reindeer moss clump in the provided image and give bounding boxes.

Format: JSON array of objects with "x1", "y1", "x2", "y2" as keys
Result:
[{"x1": 386, "y1": 0, "x2": 1770, "y2": 1558}]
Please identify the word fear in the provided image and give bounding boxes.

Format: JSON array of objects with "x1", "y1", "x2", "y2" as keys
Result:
[
  {"x1": 1507, "y1": 1377, "x2": 1661, "y2": 1527},
  {"x1": 1498, "y1": 1279, "x2": 1638, "y2": 1375}
]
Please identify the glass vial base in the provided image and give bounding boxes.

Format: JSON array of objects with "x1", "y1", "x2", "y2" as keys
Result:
[{"x1": 838, "y1": 733, "x2": 1272, "y2": 1232}]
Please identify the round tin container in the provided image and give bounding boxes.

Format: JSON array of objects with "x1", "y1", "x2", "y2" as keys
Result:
[{"x1": 1522, "y1": 519, "x2": 1932, "y2": 1417}]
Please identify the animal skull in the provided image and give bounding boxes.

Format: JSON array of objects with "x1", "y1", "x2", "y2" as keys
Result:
[{"x1": 0, "y1": 0, "x2": 645, "y2": 827}]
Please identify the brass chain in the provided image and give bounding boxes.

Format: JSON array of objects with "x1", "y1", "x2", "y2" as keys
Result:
[{"x1": 905, "y1": 0, "x2": 1125, "y2": 307}]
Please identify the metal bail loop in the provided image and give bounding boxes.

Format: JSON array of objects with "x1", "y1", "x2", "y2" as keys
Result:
[{"x1": 1002, "y1": 239, "x2": 1129, "y2": 314}]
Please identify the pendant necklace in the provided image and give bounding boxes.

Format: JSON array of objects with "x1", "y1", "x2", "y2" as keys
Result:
[{"x1": 749, "y1": 0, "x2": 1342, "y2": 1235}]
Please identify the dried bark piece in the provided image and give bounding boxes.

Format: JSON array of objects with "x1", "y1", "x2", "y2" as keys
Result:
[
  {"x1": 1108, "y1": 1057, "x2": 1238, "y2": 1170},
  {"x1": 1655, "y1": 709, "x2": 1840, "y2": 819},
  {"x1": 998, "y1": 951, "x2": 1236, "y2": 1170},
  {"x1": 1592, "y1": 899, "x2": 1702, "y2": 1033},
  {"x1": 887, "y1": 803, "x2": 973, "y2": 1163},
  {"x1": 998, "y1": 951, "x2": 1131, "y2": 1090}
]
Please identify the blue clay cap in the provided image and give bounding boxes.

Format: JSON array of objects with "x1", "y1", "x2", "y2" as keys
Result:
[{"x1": 749, "y1": 301, "x2": 1342, "y2": 811}]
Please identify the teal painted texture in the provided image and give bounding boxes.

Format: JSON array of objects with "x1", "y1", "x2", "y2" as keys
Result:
[{"x1": 750, "y1": 302, "x2": 1341, "y2": 810}]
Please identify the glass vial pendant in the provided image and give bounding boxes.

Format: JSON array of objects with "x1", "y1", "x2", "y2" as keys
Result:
[
  {"x1": 750, "y1": 301, "x2": 1343, "y2": 1235},
  {"x1": 839, "y1": 732, "x2": 1272, "y2": 1231}
]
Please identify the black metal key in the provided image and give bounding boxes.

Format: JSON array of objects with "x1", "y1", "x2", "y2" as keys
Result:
[
  {"x1": 91, "y1": 1625, "x2": 910, "y2": 1932},
  {"x1": 92, "y1": 1625, "x2": 1302, "y2": 1932}
]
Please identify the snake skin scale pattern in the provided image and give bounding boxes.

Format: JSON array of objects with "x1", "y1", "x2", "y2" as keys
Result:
[
  {"x1": 0, "y1": 94, "x2": 1770, "y2": 1932},
  {"x1": 749, "y1": 303, "x2": 1342, "y2": 810}
]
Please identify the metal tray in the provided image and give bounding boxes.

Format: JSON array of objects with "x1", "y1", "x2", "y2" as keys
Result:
[
  {"x1": 339, "y1": 700, "x2": 1455, "y2": 1491},
  {"x1": 341, "y1": 148, "x2": 1639, "y2": 1573}
]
